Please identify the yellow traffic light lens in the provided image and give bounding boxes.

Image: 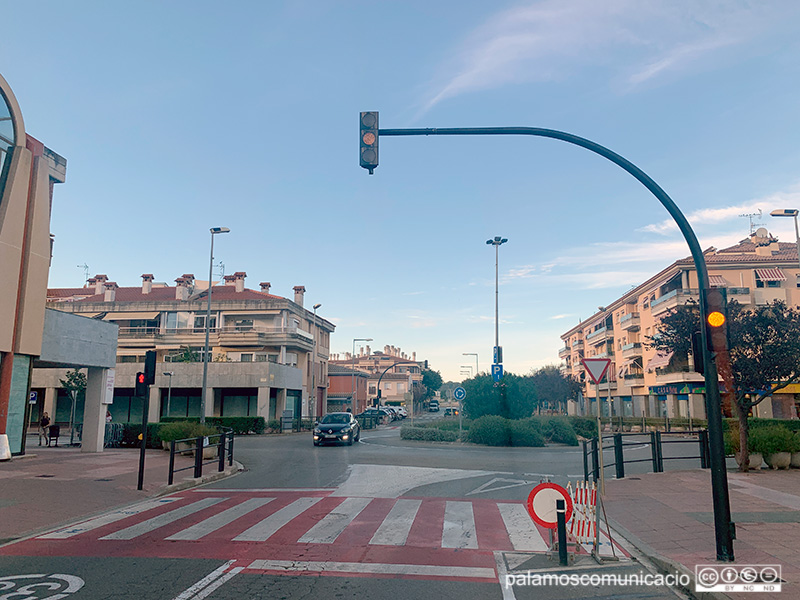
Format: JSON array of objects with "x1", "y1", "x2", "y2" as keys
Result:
[
  {"x1": 362, "y1": 132, "x2": 376, "y2": 145},
  {"x1": 707, "y1": 311, "x2": 726, "y2": 327}
]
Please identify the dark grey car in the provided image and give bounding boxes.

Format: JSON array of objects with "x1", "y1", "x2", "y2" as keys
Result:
[{"x1": 313, "y1": 412, "x2": 361, "y2": 446}]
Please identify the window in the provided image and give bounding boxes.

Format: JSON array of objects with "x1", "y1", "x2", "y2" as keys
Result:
[
  {"x1": 255, "y1": 354, "x2": 268, "y2": 362},
  {"x1": 116, "y1": 356, "x2": 140, "y2": 363},
  {"x1": 194, "y1": 315, "x2": 217, "y2": 331},
  {"x1": 385, "y1": 383, "x2": 392, "y2": 390},
  {"x1": 240, "y1": 353, "x2": 253, "y2": 362},
  {"x1": 369, "y1": 386, "x2": 377, "y2": 394},
  {"x1": 234, "y1": 319, "x2": 253, "y2": 331},
  {"x1": 397, "y1": 383, "x2": 405, "y2": 393}
]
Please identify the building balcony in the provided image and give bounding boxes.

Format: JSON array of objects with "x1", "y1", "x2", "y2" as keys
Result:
[
  {"x1": 621, "y1": 342, "x2": 643, "y2": 358},
  {"x1": 619, "y1": 312, "x2": 640, "y2": 331},
  {"x1": 571, "y1": 339, "x2": 584, "y2": 350},
  {"x1": 117, "y1": 325, "x2": 315, "y2": 351},
  {"x1": 585, "y1": 326, "x2": 612, "y2": 342},
  {"x1": 558, "y1": 346, "x2": 570, "y2": 358},
  {"x1": 650, "y1": 289, "x2": 699, "y2": 316},
  {"x1": 624, "y1": 372, "x2": 645, "y2": 382},
  {"x1": 654, "y1": 369, "x2": 705, "y2": 385},
  {"x1": 727, "y1": 287, "x2": 751, "y2": 304}
]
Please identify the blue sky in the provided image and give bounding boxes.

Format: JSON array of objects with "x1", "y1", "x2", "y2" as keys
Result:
[{"x1": 3, "y1": 1, "x2": 800, "y2": 381}]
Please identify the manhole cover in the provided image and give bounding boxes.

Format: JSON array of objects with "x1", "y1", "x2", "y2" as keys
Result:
[{"x1": 36, "y1": 474, "x2": 55, "y2": 478}]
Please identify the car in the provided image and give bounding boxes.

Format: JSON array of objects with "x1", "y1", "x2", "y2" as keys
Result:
[
  {"x1": 428, "y1": 401, "x2": 440, "y2": 412},
  {"x1": 356, "y1": 408, "x2": 389, "y2": 425},
  {"x1": 313, "y1": 412, "x2": 361, "y2": 446},
  {"x1": 394, "y1": 406, "x2": 408, "y2": 418},
  {"x1": 444, "y1": 407, "x2": 459, "y2": 416}
]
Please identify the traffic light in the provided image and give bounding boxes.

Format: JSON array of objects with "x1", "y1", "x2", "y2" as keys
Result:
[
  {"x1": 703, "y1": 288, "x2": 729, "y2": 355},
  {"x1": 135, "y1": 372, "x2": 148, "y2": 398},
  {"x1": 360, "y1": 111, "x2": 378, "y2": 174},
  {"x1": 691, "y1": 330, "x2": 705, "y2": 375},
  {"x1": 144, "y1": 350, "x2": 157, "y2": 385}
]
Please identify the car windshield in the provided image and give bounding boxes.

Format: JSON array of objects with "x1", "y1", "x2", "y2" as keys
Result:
[{"x1": 320, "y1": 414, "x2": 350, "y2": 424}]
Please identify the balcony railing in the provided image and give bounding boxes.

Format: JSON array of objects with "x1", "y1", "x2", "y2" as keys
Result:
[
  {"x1": 118, "y1": 325, "x2": 315, "y2": 347},
  {"x1": 586, "y1": 326, "x2": 611, "y2": 341},
  {"x1": 571, "y1": 339, "x2": 584, "y2": 348},
  {"x1": 728, "y1": 287, "x2": 750, "y2": 295},
  {"x1": 621, "y1": 342, "x2": 642, "y2": 358},
  {"x1": 558, "y1": 346, "x2": 570, "y2": 357},
  {"x1": 624, "y1": 372, "x2": 644, "y2": 381},
  {"x1": 619, "y1": 312, "x2": 640, "y2": 331}
]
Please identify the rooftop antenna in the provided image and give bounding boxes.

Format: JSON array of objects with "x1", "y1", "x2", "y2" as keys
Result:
[
  {"x1": 738, "y1": 209, "x2": 763, "y2": 234},
  {"x1": 214, "y1": 261, "x2": 225, "y2": 282},
  {"x1": 77, "y1": 263, "x2": 89, "y2": 286}
]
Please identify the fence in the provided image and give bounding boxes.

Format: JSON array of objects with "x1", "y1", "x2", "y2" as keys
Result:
[
  {"x1": 582, "y1": 430, "x2": 710, "y2": 481},
  {"x1": 168, "y1": 427, "x2": 234, "y2": 485}
]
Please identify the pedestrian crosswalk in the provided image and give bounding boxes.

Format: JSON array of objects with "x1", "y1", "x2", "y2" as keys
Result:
[{"x1": 35, "y1": 490, "x2": 626, "y2": 559}]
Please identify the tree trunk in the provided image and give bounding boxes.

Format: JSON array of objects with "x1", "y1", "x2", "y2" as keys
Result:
[{"x1": 738, "y1": 407, "x2": 750, "y2": 473}]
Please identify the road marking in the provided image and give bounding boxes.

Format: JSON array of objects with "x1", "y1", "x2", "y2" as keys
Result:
[
  {"x1": 494, "y1": 551, "x2": 517, "y2": 600},
  {"x1": 369, "y1": 499, "x2": 421, "y2": 545},
  {"x1": 192, "y1": 488, "x2": 333, "y2": 493},
  {"x1": 245, "y1": 559, "x2": 496, "y2": 579},
  {"x1": 192, "y1": 567, "x2": 243, "y2": 600},
  {"x1": 99, "y1": 497, "x2": 226, "y2": 540},
  {"x1": 331, "y1": 464, "x2": 495, "y2": 498},
  {"x1": 497, "y1": 503, "x2": 548, "y2": 552},
  {"x1": 166, "y1": 498, "x2": 274, "y2": 541},
  {"x1": 233, "y1": 497, "x2": 322, "y2": 542},
  {"x1": 442, "y1": 501, "x2": 478, "y2": 549},
  {"x1": 38, "y1": 498, "x2": 181, "y2": 539},
  {"x1": 467, "y1": 478, "x2": 539, "y2": 496},
  {"x1": 298, "y1": 497, "x2": 372, "y2": 544},
  {"x1": 171, "y1": 560, "x2": 237, "y2": 600}
]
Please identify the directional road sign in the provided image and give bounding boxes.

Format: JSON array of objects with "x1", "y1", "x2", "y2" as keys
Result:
[
  {"x1": 491, "y1": 364, "x2": 503, "y2": 382},
  {"x1": 581, "y1": 357, "x2": 611, "y2": 384},
  {"x1": 453, "y1": 387, "x2": 466, "y2": 401}
]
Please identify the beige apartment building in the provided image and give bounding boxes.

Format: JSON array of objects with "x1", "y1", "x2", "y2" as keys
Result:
[
  {"x1": 560, "y1": 228, "x2": 800, "y2": 421},
  {"x1": 329, "y1": 345, "x2": 424, "y2": 406},
  {"x1": 39, "y1": 273, "x2": 335, "y2": 425}
]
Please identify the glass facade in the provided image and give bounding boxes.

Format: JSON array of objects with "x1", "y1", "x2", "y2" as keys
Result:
[{"x1": 0, "y1": 88, "x2": 14, "y2": 198}]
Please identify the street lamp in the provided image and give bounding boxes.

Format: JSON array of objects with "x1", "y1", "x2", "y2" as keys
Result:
[
  {"x1": 460, "y1": 365, "x2": 474, "y2": 378},
  {"x1": 310, "y1": 303, "x2": 321, "y2": 420},
  {"x1": 770, "y1": 209, "x2": 800, "y2": 278},
  {"x1": 351, "y1": 337, "x2": 372, "y2": 413},
  {"x1": 200, "y1": 226, "x2": 230, "y2": 424},
  {"x1": 486, "y1": 236, "x2": 508, "y2": 363},
  {"x1": 463, "y1": 352, "x2": 479, "y2": 376},
  {"x1": 163, "y1": 372, "x2": 174, "y2": 418}
]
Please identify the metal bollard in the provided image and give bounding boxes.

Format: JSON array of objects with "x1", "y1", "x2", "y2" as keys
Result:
[
  {"x1": 218, "y1": 432, "x2": 226, "y2": 472},
  {"x1": 650, "y1": 430, "x2": 659, "y2": 472},
  {"x1": 583, "y1": 439, "x2": 589, "y2": 481},
  {"x1": 556, "y1": 498, "x2": 568, "y2": 566},
  {"x1": 228, "y1": 435, "x2": 234, "y2": 466},
  {"x1": 614, "y1": 433, "x2": 625, "y2": 479},
  {"x1": 655, "y1": 430, "x2": 664, "y2": 472},
  {"x1": 591, "y1": 437, "x2": 599, "y2": 482},
  {"x1": 194, "y1": 436, "x2": 203, "y2": 478},
  {"x1": 168, "y1": 440, "x2": 176, "y2": 485}
]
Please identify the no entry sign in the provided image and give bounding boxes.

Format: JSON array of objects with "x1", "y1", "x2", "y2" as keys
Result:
[{"x1": 526, "y1": 482, "x2": 573, "y2": 529}]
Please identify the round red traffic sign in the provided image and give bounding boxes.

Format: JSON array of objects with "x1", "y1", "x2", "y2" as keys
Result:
[{"x1": 526, "y1": 482, "x2": 573, "y2": 529}]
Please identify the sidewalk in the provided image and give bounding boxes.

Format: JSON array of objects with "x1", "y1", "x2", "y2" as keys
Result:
[
  {"x1": 0, "y1": 439, "x2": 239, "y2": 544},
  {"x1": 604, "y1": 467, "x2": 799, "y2": 597}
]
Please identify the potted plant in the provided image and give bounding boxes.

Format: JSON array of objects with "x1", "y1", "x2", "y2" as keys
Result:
[
  {"x1": 751, "y1": 426, "x2": 793, "y2": 470},
  {"x1": 159, "y1": 421, "x2": 219, "y2": 457},
  {"x1": 789, "y1": 432, "x2": 800, "y2": 468},
  {"x1": 726, "y1": 424, "x2": 763, "y2": 470}
]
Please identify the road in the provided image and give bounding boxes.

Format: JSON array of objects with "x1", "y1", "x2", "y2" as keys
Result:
[{"x1": 0, "y1": 416, "x2": 690, "y2": 600}]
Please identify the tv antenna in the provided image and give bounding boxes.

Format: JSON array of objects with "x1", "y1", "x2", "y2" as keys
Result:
[
  {"x1": 738, "y1": 209, "x2": 763, "y2": 234},
  {"x1": 77, "y1": 263, "x2": 89, "y2": 286},
  {"x1": 214, "y1": 261, "x2": 225, "y2": 281}
]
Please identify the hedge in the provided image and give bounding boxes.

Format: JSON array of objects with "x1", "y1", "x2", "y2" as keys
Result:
[
  {"x1": 723, "y1": 418, "x2": 800, "y2": 434},
  {"x1": 120, "y1": 423, "x2": 163, "y2": 448},
  {"x1": 509, "y1": 420, "x2": 546, "y2": 447},
  {"x1": 400, "y1": 426, "x2": 459, "y2": 442},
  {"x1": 159, "y1": 421, "x2": 219, "y2": 442},
  {"x1": 568, "y1": 417, "x2": 597, "y2": 439},
  {"x1": 537, "y1": 417, "x2": 579, "y2": 446},
  {"x1": 468, "y1": 415, "x2": 511, "y2": 446},
  {"x1": 160, "y1": 416, "x2": 265, "y2": 435}
]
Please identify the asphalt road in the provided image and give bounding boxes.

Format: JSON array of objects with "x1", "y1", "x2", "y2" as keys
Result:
[{"x1": 0, "y1": 416, "x2": 692, "y2": 600}]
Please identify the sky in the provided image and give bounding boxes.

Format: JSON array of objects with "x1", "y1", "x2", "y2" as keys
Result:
[{"x1": 3, "y1": 0, "x2": 800, "y2": 382}]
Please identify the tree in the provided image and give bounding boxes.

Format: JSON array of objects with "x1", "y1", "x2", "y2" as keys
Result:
[
  {"x1": 421, "y1": 369, "x2": 443, "y2": 399},
  {"x1": 461, "y1": 372, "x2": 538, "y2": 420},
  {"x1": 649, "y1": 299, "x2": 800, "y2": 471},
  {"x1": 530, "y1": 365, "x2": 582, "y2": 414},
  {"x1": 60, "y1": 369, "x2": 87, "y2": 445}
]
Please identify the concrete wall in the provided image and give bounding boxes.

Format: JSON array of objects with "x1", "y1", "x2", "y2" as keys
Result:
[{"x1": 38, "y1": 309, "x2": 118, "y2": 369}]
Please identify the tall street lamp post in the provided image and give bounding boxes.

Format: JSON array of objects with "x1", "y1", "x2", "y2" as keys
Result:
[
  {"x1": 770, "y1": 209, "x2": 800, "y2": 275},
  {"x1": 351, "y1": 337, "x2": 372, "y2": 413},
  {"x1": 486, "y1": 237, "x2": 508, "y2": 363},
  {"x1": 163, "y1": 371, "x2": 174, "y2": 418},
  {"x1": 311, "y1": 303, "x2": 321, "y2": 421},
  {"x1": 200, "y1": 226, "x2": 229, "y2": 424},
  {"x1": 463, "y1": 352, "x2": 479, "y2": 377}
]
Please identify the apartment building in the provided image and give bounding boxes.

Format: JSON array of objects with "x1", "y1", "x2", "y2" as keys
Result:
[
  {"x1": 327, "y1": 364, "x2": 369, "y2": 414},
  {"x1": 560, "y1": 228, "x2": 800, "y2": 421},
  {"x1": 329, "y1": 345, "x2": 424, "y2": 406},
  {"x1": 37, "y1": 273, "x2": 335, "y2": 425}
]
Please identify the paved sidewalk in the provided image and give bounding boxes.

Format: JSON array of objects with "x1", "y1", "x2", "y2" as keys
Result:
[
  {"x1": 0, "y1": 439, "x2": 237, "y2": 544},
  {"x1": 604, "y1": 468, "x2": 798, "y2": 598}
]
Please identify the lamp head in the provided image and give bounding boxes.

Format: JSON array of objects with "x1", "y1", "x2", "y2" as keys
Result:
[
  {"x1": 770, "y1": 209, "x2": 799, "y2": 218},
  {"x1": 163, "y1": 371, "x2": 174, "y2": 376},
  {"x1": 313, "y1": 303, "x2": 322, "y2": 310},
  {"x1": 210, "y1": 227, "x2": 231, "y2": 234}
]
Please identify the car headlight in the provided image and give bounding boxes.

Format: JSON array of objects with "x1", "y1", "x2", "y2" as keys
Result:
[{"x1": 341, "y1": 427, "x2": 350, "y2": 434}]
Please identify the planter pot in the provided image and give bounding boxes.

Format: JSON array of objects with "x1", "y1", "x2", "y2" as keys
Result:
[
  {"x1": 765, "y1": 452, "x2": 791, "y2": 470},
  {"x1": 736, "y1": 452, "x2": 763, "y2": 470},
  {"x1": 202, "y1": 446, "x2": 218, "y2": 460},
  {"x1": 791, "y1": 452, "x2": 800, "y2": 469},
  {"x1": 162, "y1": 440, "x2": 194, "y2": 453}
]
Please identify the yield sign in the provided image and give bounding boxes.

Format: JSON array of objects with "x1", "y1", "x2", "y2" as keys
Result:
[{"x1": 581, "y1": 357, "x2": 611, "y2": 384}]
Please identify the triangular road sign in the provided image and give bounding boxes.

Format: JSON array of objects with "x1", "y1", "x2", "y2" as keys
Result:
[{"x1": 581, "y1": 357, "x2": 611, "y2": 384}]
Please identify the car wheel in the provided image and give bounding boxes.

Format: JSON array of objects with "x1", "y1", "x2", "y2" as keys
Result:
[
  {"x1": 313, "y1": 441, "x2": 320, "y2": 446},
  {"x1": 355, "y1": 430, "x2": 360, "y2": 442},
  {"x1": 347, "y1": 435, "x2": 354, "y2": 446}
]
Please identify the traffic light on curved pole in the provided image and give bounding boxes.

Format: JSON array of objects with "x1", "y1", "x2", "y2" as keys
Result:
[{"x1": 704, "y1": 288, "x2": 729, "y2": 355}]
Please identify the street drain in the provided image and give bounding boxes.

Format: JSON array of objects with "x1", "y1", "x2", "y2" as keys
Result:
[{"x1": 36, "y1": 474, "x2": 55, "y2": 478}]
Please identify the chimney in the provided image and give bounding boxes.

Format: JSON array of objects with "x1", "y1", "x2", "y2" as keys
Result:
[
  {"x1": 234, "y1": 271, "x2": 247, "y2": 293},
  {"x1": 94, "y1": 274, "x2": 108, "y2": 295},
  {"x1": 260, "y1": 282, "x2": 271, "y2": 294},
  {"x1": 366, "y1": 345, "x2": 371, "y2": 356},
  {"x1": 223, "y1": 275, "x2": 236, "y2": 286},
  {"x1": 141, "y1": 273, "x2": 154, "y2": 295},
  {"x1": 87, "y1": 277, "x2": 96, "y2": 290},
  {"x1": 175, "y1": 277, "x2": 190, "y2": 301},
  {"x1": 103, "y1": 281, "x2": 118, "y2": 302},
  {"x1": 412, "y1": 352, "x2": 416, "y2": 361},
  {"x1": 293, "y1": 285, "x2": 306, "y2": 307}
]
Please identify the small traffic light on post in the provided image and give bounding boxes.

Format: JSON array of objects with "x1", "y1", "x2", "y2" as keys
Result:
[
  {"x1": 135, "y1": 372, "x2": 148, "y2": 398},
  {"x1": 360, "y1": 111, "x2": 379, "y2": 174},
  {"x1": 704, "y1": 288, "x2": 729, "y2": 356},
  {"x1": 691, "y1": 331, "x2": 705, "y2": 375},
  {"x1": 144, "y1": 350, "x2": 156, "y2": 385}
]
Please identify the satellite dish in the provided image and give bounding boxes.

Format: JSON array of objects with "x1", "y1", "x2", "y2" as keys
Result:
[{"x1": 755, "y1": 227, "x2": 769, "y2": 238}]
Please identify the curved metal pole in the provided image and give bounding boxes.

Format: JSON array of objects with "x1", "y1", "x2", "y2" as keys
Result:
[{"x1": 379, "y1": 125, "x2": 733, "y2": 561}]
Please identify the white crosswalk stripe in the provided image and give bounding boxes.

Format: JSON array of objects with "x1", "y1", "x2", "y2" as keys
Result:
[
  {"x1": 442, "y1": 501, "x2": 478, "y2": 549},
  {"x1": 297, "y1": 497, "x2": 372, "y2": 544},
  {"x1": 369, "y1": 499, "x2": 421, "y2": 546},
  {"x1": 497, "y1": 503, "x2": 548, "y2": 552},
  {"x1": 99, "y1": 497, "x2": 227, "y2": 540},
  {"x1": 166, "y1": 498, "x2": 274, "y2": 541},
  {"x1": 233, "y1": 497, "x2": 322, "y2": 542}
]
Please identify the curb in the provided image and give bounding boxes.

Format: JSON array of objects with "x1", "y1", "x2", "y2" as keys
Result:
[
  {"x1": 159, "y1": 460, "x2": 245, "y2": 495},
  {"x1": 605, "y1": 514, "x2": 733, "y2": 600}
]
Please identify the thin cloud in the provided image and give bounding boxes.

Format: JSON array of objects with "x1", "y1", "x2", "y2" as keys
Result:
[
  {"x1": 419, "y1": 0, "x2": 786, "y2": 113},
  {"x1": 549, "y1": 313, "x2": 574, "y2": 320}
]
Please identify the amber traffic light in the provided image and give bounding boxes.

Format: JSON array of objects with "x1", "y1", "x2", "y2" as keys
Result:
[{"x1": 360, "y1": 111, "x2": 379, "y2": 174}]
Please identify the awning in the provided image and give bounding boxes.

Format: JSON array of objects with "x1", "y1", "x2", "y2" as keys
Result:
[
  {"x1": 617, "y1": 360, "x2": 632, "y2": 378},
  {"x1": 645, "y1": 351, "x2": 674, "y2": 371},
  {"x1": 709, "y1": 275, "x2": 728, "y2": 287},
  {"x1": 754, "y1": 268, "x2": 786, "y2": 282},
  {"x1": 102, "y1": 311, "x2": 160, "y2": 321}
]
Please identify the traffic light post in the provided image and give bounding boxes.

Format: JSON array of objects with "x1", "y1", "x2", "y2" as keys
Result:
[
  {"x1": 136, "y1": 351, "x2": 157, "y2": 491},
  {"x1": 360, "y1": 116, "x2": 735, "y2": 561}
]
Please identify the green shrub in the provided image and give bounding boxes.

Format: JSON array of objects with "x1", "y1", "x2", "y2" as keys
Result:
[
  {"x1": 121, "y1": 423, "x2": 163, "y2": 448},
  {"x1": 724, "y1": 428, "x2": 739, "y2": 455},
  {"x1": 423, "y1": 419, "x2": 467, "y2": 432},
  {"x1": 569, "y1": 417, "x2": 597, "y2": 439},
  {"x1": 723, "y1": 418, "x2": 800, "y2": 434},
  {"x1": 266, "y1": 419, "x2": 281, "y2": 431},
  {"x1": 509, "y1": 420, "x2": 545, "y2": 447},
  {"x1": 206, "y1": 417, "x2": 265, "y2": 435},
  {"x1": 750, "y1": 426, "x2": 795, "y2": 456},
  {"x1": 400, "y1": 426, "x2": 458, "y2": 442},
  {"x1": 790, "y1": 433, "x2": 800, "y2": 454},
  {"x1": 540, "y1": 417, "x2": 579, "y2": 446},
  {"x1": 158, "y1": 421, "x2": 219, "y2": 442},
  {"x1": 468, "y1": 415, "x2": 511, "y2": 446}
]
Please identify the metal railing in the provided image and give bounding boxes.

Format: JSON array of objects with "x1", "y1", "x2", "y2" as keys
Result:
[
  {"x1": 168, "y1": 427, "x2": 234, "y2": 485},
  {"x1": 582, "y1": 429, "x2": 710, "y2": 481}
]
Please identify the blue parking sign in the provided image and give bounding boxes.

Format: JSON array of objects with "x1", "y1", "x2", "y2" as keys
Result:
[{"x1": 491, "y1": 364, "x2": 503, "y2": 382}]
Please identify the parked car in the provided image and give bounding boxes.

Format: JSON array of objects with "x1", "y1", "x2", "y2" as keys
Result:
[
  {"x1": 394, "y1": 406, "x2": 408, "y2": 418},
  {"x1": 356, "y1": 408, "x2": 389, "y2": 426},
  {"x1": 444, "y1": 407, "x2": 459, "y2": 416},
  {"x1": 313, "y1": 412, "x2": 361, "y2": 446},
  {"x1": 428, "y1": 400, "x2": 440, "y2": 412}
]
